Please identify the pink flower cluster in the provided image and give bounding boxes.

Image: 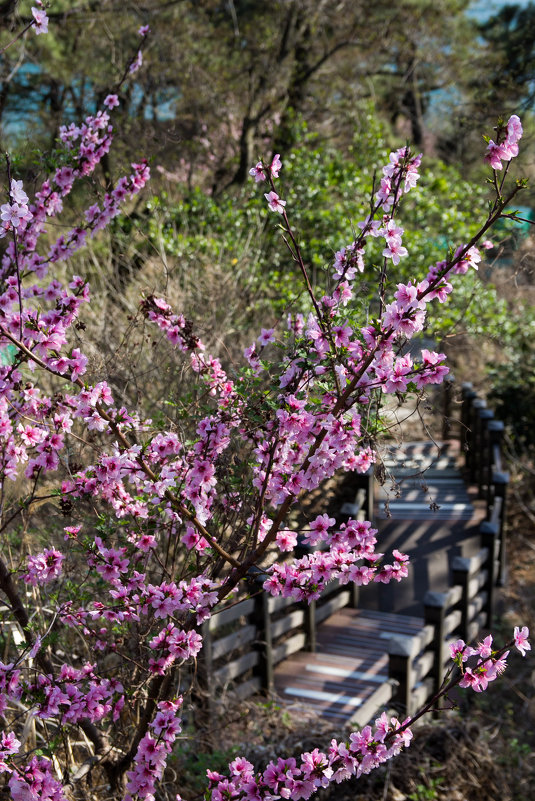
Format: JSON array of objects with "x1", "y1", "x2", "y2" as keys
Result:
[
  {"x1": 250, "y1": 154, "x2": 287, "y2": 212},
  {"x1": 9, "y1": 757, "x2": 64, "y2": 801},
  {"x1": 376, "y1": 146, "x2": 421, "y2": 212},
  {"x1": 484, "y1": 115, "x2": 523, "y2": 170},
  {"x1": 0, "y1": 731, "x2": 20, "y2": 774},
  {"x1": 125, "y1": 698, "x2": 183, "y2": 801},
  {"x1": 249, "y1": 154, "x2": 282, "y2": 183},
  {"x1": 24, "y1": 548, "x2": 64, "y2": 585},
  {"x1": 265, "y1": 516, "x2": 409, "y2": 601},
  {"x1": 207, "y1": 711, "x2": 412, "y2": 801},
  {"x1": 31, "y1": 4, "x2": 49, "y2": 36},
  {"x1": 0, "y1": 180, "x2": 32, "y2": 238},
  {"x1": 450, "y1": 627, "x2": 531, "y2": 692}
]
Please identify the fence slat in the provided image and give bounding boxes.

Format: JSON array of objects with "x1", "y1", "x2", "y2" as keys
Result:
[{"x1": 211, "y1": 624, "x2": 257, "y2": 661}]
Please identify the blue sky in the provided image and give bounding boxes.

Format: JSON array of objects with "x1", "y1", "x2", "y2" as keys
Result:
[{"x1": 468, "y1": 0, "x2": 535, "y2": 22}]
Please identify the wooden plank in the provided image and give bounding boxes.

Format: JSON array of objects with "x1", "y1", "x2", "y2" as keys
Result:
[
  {"x1": 350, "y1": 679, "x2": 396, "y2": 727},
  {"x1": 447, "y1": 585, "x2": 463, "y2": 607},
  {"x1": 444, "y1": 609, "x2": 462, "y2": 637},
  {"x1": 272, "y1": 632, "x2": 307, "y2": 665},
  {"x1": 320, "y1": 579, "x2": 342, "y2": 600},
  {"x1": 275, "y1": 662, "x2": 387, "y2": 692},
  {"x1": 468, "y1": 575, "x2": 484, "y2": 600},
  {"x1": 315, "y1": 591, "x2": 351, "y2": 624},
  {"x1": 469, "y1": 547, "x2": 490, "y2": 575},
  {"x1": 302, "y1": 663, "x2": 386, "y2": 684},
  {"x1": 282, "y1": 687, "x2": 363, "y2": 707},
  {"x1": 271, "y1": 609, "x2": 305, "y2": 640},
  {"x1": 331, "y1": 607, "x2": 425, "y2": 629},
  {"x1": 419, "y1": 624, "x2": 435, "y2": 650},
  {"x1": 413, "y1": 650, "x2": 434, "y2": 684},
  {"x1": 213, "y1": 651, "x2": 259, "y2": 685},
  {"x1": 467, "y1": 617, "x2": 484, "y2": 642},
  {"x1": 275, "y1": 670, "x2": 385, "y2": 713},
  {"x1": 412, "y1": 677, "x2": 434, "y2": 709},
  {"x1": 207, "y1": 598, "x2": 255, "y2": 631},
  {"x1": 280, "y1": 649, "x2": 388, "y2": 679},
  {"x1": 211, "y1": 624, "x2": 257, "y2": 661},
  {"x1": 314, "y1": 642, "x2": 391, "y2": 660},
  {"x1": 267, "y1": 594, "x2": 297, "y2": 615},
  {"x1": 233, "y1": 676, "x2": 261, "y2": 700},
  {"x1": 468, "y1": 592, "x2": 487, "y2": 622},
  {"x1": 314, "y1": 627, "x2": 397, "y2": 648}
]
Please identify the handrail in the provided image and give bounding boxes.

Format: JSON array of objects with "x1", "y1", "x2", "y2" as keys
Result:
[
  {"x1": 197, "y1": 383, "x2": 508, "y2": 722},
  {"x1": 460, "y1": 383, "x2": 509, "y2": 584}
]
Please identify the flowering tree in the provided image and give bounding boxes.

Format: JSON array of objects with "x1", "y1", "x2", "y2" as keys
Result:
[{"x1": 0, "y1": 9, "x2": 531, "y2": 801}]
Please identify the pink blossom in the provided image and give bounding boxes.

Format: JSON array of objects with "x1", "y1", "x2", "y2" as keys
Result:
[
  {"x1": 258, "y1": 328, "x2": 275, "y2": 346},
  {"x1": 507, "y1": 114, "x2": 523, "y2": 143},
  {"x1": 24, "y1": 549, "x2": 64, "y2": 585},
  {"x1": 0, "y1": 109, "x2": 529, "y2": 801},
  {"x1": 1, "y1": 203, "x2": 30, "y2": 229},
  {"x1": 10, "y1": 180, "x2": 29, "y2": 207},
  {"x1": 31, "y1": 7, "x2": 49, "y2": 34},
  {"x1": 249, "y1": 162, "x2": 266, "y2": 182},
  {"x1": 264, "y1": 191, "x2": 286, "y2": 213},
  {"x1": 514, "y1": 626, "x2": 531, "y2": 657},
  {"x1": 270, "y1": 153, "x2": 282, "y2": 177},
  {"x1": 104, "y1": 94, "x2": 120, "y2": 109},
  {"x1": 276, "y1": 529, "x2": 298, "y2": 552},
  {"x1": 475, "y1": 635, "x2": 493, "y2": 659},
  {"x1": 459, "y1": 666, "x2": 482, "y2": 690},
  {"x1": 382, "y1": 240, "x2": 408, "y2": 265},
  {"x1": 450, "y1": 639, "x2": 469, "y2": 662},
  {"x1": 484, "y1": 115, "x2": 523, "y2": 169},
  {"x1": 129, "y1": 50, "x2": 143, "y2": 75}
]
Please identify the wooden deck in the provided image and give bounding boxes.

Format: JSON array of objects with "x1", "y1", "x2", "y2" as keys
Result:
[
  {"x1": 272, "y1": 439, "x2": 487, "y2": 726},
  {"x1": 274, "y1": 608, "x2": 425, "y2": 726}
]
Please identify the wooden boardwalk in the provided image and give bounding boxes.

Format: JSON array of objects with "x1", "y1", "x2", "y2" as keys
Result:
[
  {"x1": 273, "y1": 608, "x2": 425, "y2": 726},
  {"x1": 273, "y1": 439, "x2": 487, "y2": 726},
  {"x1": 369, "y1": 440, "x2": 487, "y2": 616}
]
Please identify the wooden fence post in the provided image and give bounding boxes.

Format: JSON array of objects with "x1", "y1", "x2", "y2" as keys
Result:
[
  {"x1": 388, "y1": 636, "x2": 415, "y2": 716},
  {"x1": 351, "y1": 465, "x2": 374, "y2": 524},
  {"x1": 479, "y1": 520, "x2": 499, "y2": 627},
  {"x1": 487, "y1": 420, "x2": 505, "y2": 517},
  {"x1": 258, "y1": 590, "x2": 274, "y2": 693},
  {"x1": 423, "y1": 591, "x2": 448, "y2": 696},
  {"x1": 493, "y1": 471, "x2": 509, "y2": 586},
  {"x1": 451, "y1": 556, "x2": 471, "y2": 641},
  {"x1": 295, "y1": 538, "x2": 319, "y2": 650},
  {"x1": 191, "y1": 622, "x2": 216, "y2": 748},
  {"x1": 442, "y1": 374, "x2": 455, "y2": 440},
  {"x1": 248, "y1": 571, "x2": 274, "y2": 695},
  {"x1": 478, "y1": 408, "x2": 494, "y2": 499},
  {"x1": 470, "y1": 398, "x2": 487, "y2": 485},
  {"x1": 461, "y1": 384, "x2": 476, "y2": 470},
  {"x1": 304, "y1": 598, "x2": 317, "y2": 653}
]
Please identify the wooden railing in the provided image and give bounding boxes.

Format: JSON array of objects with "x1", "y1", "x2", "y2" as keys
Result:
[
  {"x1": 388, "y1": 543, "x2": 498, "y2": 715},
  {"x1": 198, "y1": 383, "x2": 509, "y2": 720},
  {"x1": 387, "y1": 382, "x2": 509, "y2": 715},
  {"x1": 460, "y1": 382, "x2": 509, "y2": 585}
]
